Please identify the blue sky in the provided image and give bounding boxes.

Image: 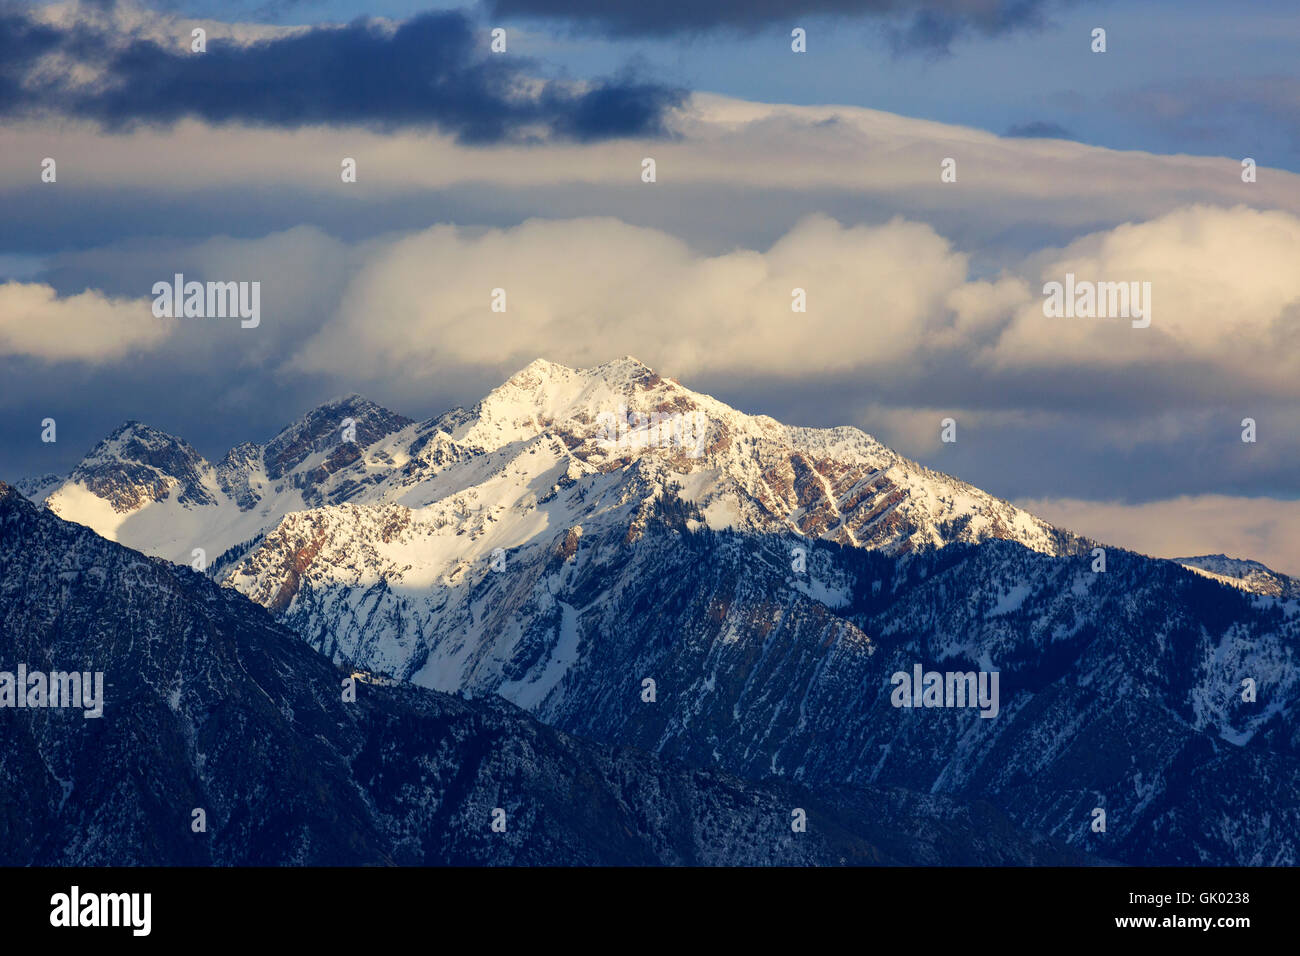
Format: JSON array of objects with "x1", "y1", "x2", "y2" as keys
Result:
[{"x1": 2, "y1": 0, "x2": 1299, "y2": 571}]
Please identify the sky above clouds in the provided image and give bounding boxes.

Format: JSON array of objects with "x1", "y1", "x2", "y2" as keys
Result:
[{"x1": 1, "y1": 0, "x2": 1297, "y2": 573}]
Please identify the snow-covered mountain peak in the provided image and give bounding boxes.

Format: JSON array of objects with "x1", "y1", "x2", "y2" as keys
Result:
[
  {"x1": 437, "y1": 356, "x2": 688, "y2": 453},
  {"x1": 1175, "y1": 554, "x2": 1299, "y2": 598},
  {"x1": 510, "y1": 355, "x2": 654, "y2": 386},
  {"x1": 264, "y1": 393, "x2": 412, "y2": 480},
  {"x1": 25, "y1": 357, "x2": 1082, "y2": 570},
  {"x1": 493, "y1": 355, "x2": 670, "y2": 407},
  {"x1": 83, "y1": 419, "x2": 193, "y2": 461},
  {"x1": 591, "y1": 355, "x2": 659, "y2": 384},
  {"x1": 59, "y1": 419, "x2": 215, "y2": 515},
  {"x1": 449, "y1": 357, "x2": 818, "y2": 465}
]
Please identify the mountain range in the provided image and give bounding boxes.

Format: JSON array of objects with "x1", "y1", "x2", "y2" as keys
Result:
[{"x1": 8, "y1": 358, "x2": 1300, "y2": 865}]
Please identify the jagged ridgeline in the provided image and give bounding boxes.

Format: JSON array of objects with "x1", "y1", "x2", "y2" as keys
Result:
[{"x1": 11, "y1": 358, "x2": 1300, "y2": 865}]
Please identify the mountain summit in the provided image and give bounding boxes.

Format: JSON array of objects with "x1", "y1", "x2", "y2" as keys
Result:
[{"x1": 28, "y1": 358, "x2": 1077, "y2": 567}]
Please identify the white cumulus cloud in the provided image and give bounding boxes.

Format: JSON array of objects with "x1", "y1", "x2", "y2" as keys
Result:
[{"x1": 0, "y1": 282, "x2": 169, "y2": 362}]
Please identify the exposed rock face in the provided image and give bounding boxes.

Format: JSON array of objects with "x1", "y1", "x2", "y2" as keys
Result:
[
  {"x1": 216, "y1": 442, "x2": 262, "y2": 511},
  {"x1": 68, "y1": 422, "x2": 217, "y2": 512}
]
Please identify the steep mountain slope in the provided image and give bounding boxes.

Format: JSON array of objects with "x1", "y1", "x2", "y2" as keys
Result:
[
  {"x1": 0, "y1": 483, "x2": 1085, "y2": 866},
  {"x1": 221, "y1": 486, "x2": 1300, "y2": 864},
  {"x1": 838, "y1": 539, "x2": 1300, "y2": 865}
]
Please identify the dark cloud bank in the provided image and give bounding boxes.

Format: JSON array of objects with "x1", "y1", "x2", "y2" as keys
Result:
[
  {"x1": 1004, "y1": 120, "x2": 1076, "y2": 139},
  {"x1": 0, "y1": 4, "x2": 683, "y2": 141},
  {"x1": 488, "y1": 0, "x2": 1066, "y2": 51}
]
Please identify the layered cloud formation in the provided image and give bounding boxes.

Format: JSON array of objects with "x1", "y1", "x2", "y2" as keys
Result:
[
  {"x1": 20, "y1": 203, "x2": 1298, "y2": 403},
  {"x1": 276, "y1": 206, "x2": 1300, "y2": 404}
]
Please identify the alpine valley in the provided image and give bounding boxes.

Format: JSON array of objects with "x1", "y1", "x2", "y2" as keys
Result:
[{"x1": 9, "y1": 358, "x2": 1300, "y2": 865}]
